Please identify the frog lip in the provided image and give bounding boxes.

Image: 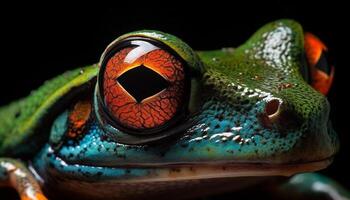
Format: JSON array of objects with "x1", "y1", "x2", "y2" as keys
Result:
[{"x1": 52, "y1": 150, "x2": 333, "y2": 180}]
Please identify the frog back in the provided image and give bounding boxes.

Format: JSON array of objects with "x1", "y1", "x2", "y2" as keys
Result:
[{"x1": 0, "y1": 65, "x2": 98, "y2": 158}]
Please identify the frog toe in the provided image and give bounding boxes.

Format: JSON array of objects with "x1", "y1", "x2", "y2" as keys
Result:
[{"x1": 0, "y1": 158, "x2": 47, "y2": 200}]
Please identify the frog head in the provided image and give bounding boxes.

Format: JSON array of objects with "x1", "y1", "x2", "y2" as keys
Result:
[{"x1": 35, "y1": 19, "x2": 338, "y2": 199}]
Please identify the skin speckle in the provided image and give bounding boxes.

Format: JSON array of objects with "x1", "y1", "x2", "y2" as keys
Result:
[
  {"x1": 212, "y1": 57, "x2": 219, "y2": 62},
  {"x1": 171, "y1": 168, "x2": 181, "y2": 173},
  {"x1": 233, "y1": 135, "x2": 242, "y2": 142},
  {"x1": 180, "y1": 143, "x2": 188, "y2": 148},
  {"x1": 226, "y1": 150, "x2": 234, "y2": 154},
  {"x1": 48, "y1": 163, "x2": 54, "y2": 169},
  {"x1": 14, "y1": 111, "x2": 21, "y2": 118}
]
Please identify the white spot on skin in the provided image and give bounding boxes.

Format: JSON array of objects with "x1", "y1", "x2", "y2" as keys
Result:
[
  {"x1": 244, "y1": 138, "x2": 251, "y2": 144},
  {"x1": 14, "y1": 168, "x2": 27, "y2": 178},
  {"x1": 233, "y1": 135, "x2": 241, "y2": 141},
  {"x1": 209, "y1": 132, "x2": 235, "y2": 140},
  {"x1": 231, "y1": 127, "x2": 242, "y2": 131},
  {"x1": 187, "y1": 123, "x2": 206, "y2": 133},
  {"x1": 0, "y1": 161, "x2": 16, "y2": 171},
  {"x1": 249, "y1": 26, "x2": 294, "y2": 70},
  {"x1": 248, "y1": 92, "x2": 259, "y2": 98},
  {"x1": 189, "y1": 137, "x2": 205, "y2": 142},
  {"x1": 60, "y1": 160, "x2": 68, "y2": 167},
  {"x1": 203, "y1": 127, "x2": 210, "y2": 132},
  {"x1": 144, "y1": 32, "x2": 167, "y2": 40}
]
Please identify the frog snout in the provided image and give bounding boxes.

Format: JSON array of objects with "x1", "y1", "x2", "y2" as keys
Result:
[{"x1": 261, "y1": 94, "x2": 339, "y2": 163}]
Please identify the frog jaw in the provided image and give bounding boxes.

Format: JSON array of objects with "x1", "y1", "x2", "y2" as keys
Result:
[
  {"x1": 33, "y1": 146, "x2": 330, "y2": 200},
  {"x1": 34, "y1": 144, "x2": 331, "y2": 183}
]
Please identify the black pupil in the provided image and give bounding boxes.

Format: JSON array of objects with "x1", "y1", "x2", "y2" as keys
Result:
[
  {"x1": 116, "y1": 65, "x2": 170, "y2": 103},
  {"x1": 315, "y1": 51, "x2": 331, "y2": 75}
]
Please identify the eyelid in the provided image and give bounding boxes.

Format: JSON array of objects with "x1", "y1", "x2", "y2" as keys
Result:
[{"x1": 99, "y1": 31, "x2": 203, "y2": 75}]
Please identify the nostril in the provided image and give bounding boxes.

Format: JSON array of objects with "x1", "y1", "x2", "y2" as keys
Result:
[
  {"x1": 260, "y1": 98, "x2": 302, "y2": 131},
  {"x1": 265, "y1": 98, "x2": 281, "y2": 118},
  {"x1": 259, "y1": 98, "x2": 286, "y2": 129}
]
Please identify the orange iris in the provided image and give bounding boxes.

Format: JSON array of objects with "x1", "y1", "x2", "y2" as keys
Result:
[
  {"x1": 102, "y1": 40, "x2": 186, "y2": 130},
  {"x1": 304, "y1": 32, "x2": 334, "y2": 95}
]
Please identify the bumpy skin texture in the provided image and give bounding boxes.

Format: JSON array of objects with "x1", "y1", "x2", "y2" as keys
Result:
[
  {"x1": 0, "y1": 19, "x2": 341, "y2": 199},
  {"x1": 195, "y1": 21, "x2": 337, "y2": 163},
  {"x1": 0, "y1": 65, "x2": 98, "y2": 157}
]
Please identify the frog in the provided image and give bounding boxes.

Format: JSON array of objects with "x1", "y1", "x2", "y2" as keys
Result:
[{"x1": 0, "y1": 19, "x2": 348, "y2": 200}]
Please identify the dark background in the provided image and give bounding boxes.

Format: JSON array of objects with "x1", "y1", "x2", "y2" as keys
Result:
[{"x1": 0, "y1": 1, "x2": 349, "y2": 198}]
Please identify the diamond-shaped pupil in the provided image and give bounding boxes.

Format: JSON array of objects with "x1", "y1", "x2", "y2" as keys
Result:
[
  {"x1": 315, "y1": 51, "x2": 331, "y2": 74},
  {"x1": 116, "y1": 65, "x2": 170, "y2": 103}
]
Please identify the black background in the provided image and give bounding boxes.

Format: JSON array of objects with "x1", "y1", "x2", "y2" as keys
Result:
[{"x1": 0, "y1": 1, "x2": 349, "y2": 198}]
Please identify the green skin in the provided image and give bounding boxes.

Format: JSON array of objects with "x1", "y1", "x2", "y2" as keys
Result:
[{"x1": 0, "y1": 19, "x2": 348, "y2": 200}]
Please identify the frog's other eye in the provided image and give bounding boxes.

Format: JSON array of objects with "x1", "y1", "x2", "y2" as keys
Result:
[
  {"x1": 304, "y1": 32, "x2": 334, "y2": 95},
  {"x1": 97, "y1": 38, "x2": 190, "y2": 135}
]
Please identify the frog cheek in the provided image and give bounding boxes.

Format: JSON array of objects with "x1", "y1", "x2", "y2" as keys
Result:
[{"x1": 49, "y1": 110, "x2": 69, "y2": 150}]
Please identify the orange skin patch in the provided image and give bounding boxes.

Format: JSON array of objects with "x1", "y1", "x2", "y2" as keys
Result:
[
  {"x1": 67, "y1": 99, "x2": 92, "y2": 138},
  {"x1": 103, "y1": 46, "x2": 185, "y2": 130},
  {"x1": 21, "y1": 193, "x2": 47, "y2": 200},
  {"x1": 304, "y1": 32, "x2": 334, "y2": 95}
]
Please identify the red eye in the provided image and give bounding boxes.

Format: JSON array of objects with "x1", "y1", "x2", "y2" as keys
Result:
[
  {"x1": 304, "y1": 32, "x2": 334, "y2": 95},
  {"x1": 99, "y1": 39, "x2": 188, "y2": 132}
]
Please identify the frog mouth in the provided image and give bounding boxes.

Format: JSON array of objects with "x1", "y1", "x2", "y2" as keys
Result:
[{"x1": 47, "y1": 150, "x2": 333, "y2": 182}]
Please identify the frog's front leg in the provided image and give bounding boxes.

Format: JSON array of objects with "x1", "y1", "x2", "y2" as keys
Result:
[
  {"x1": 0, "y1": 158, "x2": 47, "y2": 200},
  {"x1": 272, "y1": 173, "x2": 350, "y2": 200}
]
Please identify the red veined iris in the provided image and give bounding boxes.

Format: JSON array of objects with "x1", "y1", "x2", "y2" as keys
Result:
[
  {"x1": 304, "y1": 32, "x2": 334, "y2": 95},
  {"x1": 99, "y1": 39, "x2": 188, "y2": 132}
]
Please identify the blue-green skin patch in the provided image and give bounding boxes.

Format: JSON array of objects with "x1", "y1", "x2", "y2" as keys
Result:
[{"x1": 0, "y1": 19, "x2": 342, "y2": 199}]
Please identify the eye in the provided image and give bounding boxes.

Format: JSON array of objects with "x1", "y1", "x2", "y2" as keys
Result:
[
  {"x1": 304, "y1": 32, "x2": 334, "y2": 95},
  {"x1": 98, "y1": 38, "x2": 189, "y2": 134}
]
